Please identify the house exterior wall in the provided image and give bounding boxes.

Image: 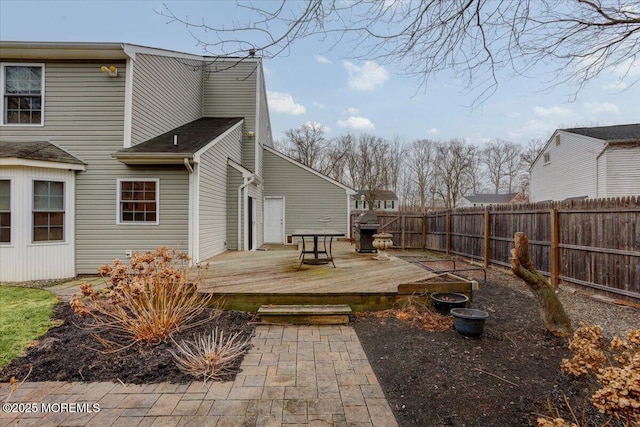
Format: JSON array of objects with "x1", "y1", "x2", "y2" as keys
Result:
[
  {"x1": 530, "y1": 131, "x2": 605, "y2": 202},
  {"x1": 130, "y1": 53, "x2": 203, "y2": 147},
  {"x1": 0, "y1": 166, "x2": 76, "y2": 281},
  {"x1": 603, "y1": 145, "x2": 640, "y2": 197},
  {"x1": 263, "y1": 149, "x2": 350, "y2": 239},
  {"x1": 202, "y1": 59, "x2": 258, "y2": 172},
  {"x1": 0, "y1": 60, "x2": 190, "y2": 276},
  {"x1": 227, "y1": 168, "x2": 242, "y2": 251},
  {"x1": 197, "y1": 124, "x2": 243, "y2": 260}
]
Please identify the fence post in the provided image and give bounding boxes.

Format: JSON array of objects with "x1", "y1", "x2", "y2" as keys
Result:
[
  {"x1": 446, "y1": 211, "x2": 451, "y2": 256},
  {"x1": 550, "y1": 208, "x2": 559, "y2": 286},
  {"x1": 401, "y1": 215, "x2": 406, "y2": 250},
  {"x1": 422, "y1": 214, "x2": 426, "y2": 249},
  {"x1": 484, "y1": 210, "x2": 490, "y2": 268}
]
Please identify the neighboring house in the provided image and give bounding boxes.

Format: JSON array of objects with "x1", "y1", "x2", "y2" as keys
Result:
[
  {"x1": 0, "y1": 41, "x2": 353, "y2": 282},
  {"x1": 529, "y1": 124, "x2": 640, "y2": 202},
  {"x1": 460, "y1": 193, "x2": 519, "y2": 207},
  {"x1": 352, "y1": 190, "x2": 399, "y2": 212}
]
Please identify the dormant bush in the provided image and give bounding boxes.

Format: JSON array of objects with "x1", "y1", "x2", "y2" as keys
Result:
[{"x1": 70, "y1": 247, "x2": 219, "y2": 348}]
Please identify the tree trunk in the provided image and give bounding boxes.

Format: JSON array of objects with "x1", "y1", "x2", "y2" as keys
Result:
[{"x1": 510, "y1": 232, "x2": 572, "y2": 338}]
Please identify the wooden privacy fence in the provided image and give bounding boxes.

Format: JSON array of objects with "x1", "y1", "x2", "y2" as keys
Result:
[{"x1": 351, "y1": 196, "x2": 640, "y2": 301}]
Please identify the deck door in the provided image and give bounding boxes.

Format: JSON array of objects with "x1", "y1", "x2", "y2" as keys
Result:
[{"x1": 264, "y1": 197, "x2": 284, "y2": 243}]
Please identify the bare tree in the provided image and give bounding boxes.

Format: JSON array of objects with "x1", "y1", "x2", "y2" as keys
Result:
[
  {"x1": 161, "y1": 1, "x2": 640, "y2": 104},
  {"x1": 280, "y1": 122, "x2": 328, "y2": 171},
  {"x1": 345, "y1": 134, "x2": 392, "y2": 209},
  {"x1": 433, "y1": 139, "x2": 477, "y2": 208},
  {"x1": 517, "y1": 137, "x2": 547, "y2": 200},
  {"x1": 482, "y1": 139, "x2": 522, "y2": 193},
  {"x1": 406, "y1": 139, "x2": 436, "y2": 213}
]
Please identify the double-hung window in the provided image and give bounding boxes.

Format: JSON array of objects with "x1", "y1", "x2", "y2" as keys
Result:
[
  {"x1": 117, "y1": 179, "x2": 159, "y2": 224},
  {"x1": 2, "y1": 64, "x2": 44, "y2": 125},
  {"x1": 33, "y1": 180, "x2": 64, "y2": 242},
  {"x1": 0, "y1": 180, "x2": 10, "y2": 243}
]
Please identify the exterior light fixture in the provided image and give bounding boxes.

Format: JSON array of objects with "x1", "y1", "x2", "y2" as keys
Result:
[
  {"x1": 100, "y1": 65, "x2": 118, "y2": 77},
  {"x1": 245, "y1": 131, "x2": 255, "y2": 137}
]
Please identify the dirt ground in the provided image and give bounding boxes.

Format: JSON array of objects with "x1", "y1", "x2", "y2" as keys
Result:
[{"x1": 2, "y1": 258, "x2": 639, "y2": 426}]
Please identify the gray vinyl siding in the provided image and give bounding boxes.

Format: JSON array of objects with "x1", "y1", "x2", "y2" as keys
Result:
[
  {"x1": 0, "y1": 61, "x2": 189, "y2": 274},
  {"x1": 202, "y1": 59, "x2": 258, "y2": 172},
  {"x1": 604, "y1": 145, "x2": 640, "y2": 197},
  {"x1": 227, "y1": 168, "x2": 242, "y2": 250},
  {"x1": 197, "y1": 124, "x2": 243, "y2": 260},
  {"x1": 263, "y1": 150, "x2": 349, "y2": 237},
  {"x1": 130, "y1": 53, "x2": 203, "y2": 146}
]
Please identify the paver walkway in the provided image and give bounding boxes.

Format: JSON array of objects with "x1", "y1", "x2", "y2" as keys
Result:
[{"x1": 1, "y1": 324, "x2": 398, "y2": 427}]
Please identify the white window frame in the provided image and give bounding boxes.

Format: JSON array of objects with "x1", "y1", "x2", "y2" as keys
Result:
[
  {"x1": 32, "y1": 179, "x2": 65, "y2": 243},
  {"x1": 0, "y1": 178, "x2": 11, "y2": 245},
  {"x1": 543, "y1": 152, "x2": 551, "y2": 164},
  {"x1": 1, "y1": 62, "x2": 45, "y2": 127},
  {"x1": 116, "y1": 178, "x2": 160, "y2": 225}
]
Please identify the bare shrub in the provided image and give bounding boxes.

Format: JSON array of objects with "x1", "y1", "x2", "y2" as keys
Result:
[
  {"x1": 170, "y1": 328, "x2": 252, "y2": 382},
  {"x1": 70, "y1": 247, "x2": 220, "y2": 348},
  {"x1": 558, "y1": 324, "x2": 640, "y2": 426}
]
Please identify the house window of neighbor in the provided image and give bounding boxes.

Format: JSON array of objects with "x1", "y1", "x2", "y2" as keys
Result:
[
  {"x1": 0, "y1": 180, "x2": 10, "y2": 243},
  {"x1": 544, "y1": 152, "x2": 551, "y2": 164},
  {"x1": 2, "y1": 64, "x2": 44, "y2": 125},
  {"x1": 118, "y1": 179, "x2": 159, "y2": 224},
  {"x1": 33, "y1": 180, "x2": 64, "y2": 242}
]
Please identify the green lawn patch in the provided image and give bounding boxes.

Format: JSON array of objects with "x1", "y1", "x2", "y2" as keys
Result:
[{"x1": 0, "y1": 286, "x2": 58, "y2": 369}]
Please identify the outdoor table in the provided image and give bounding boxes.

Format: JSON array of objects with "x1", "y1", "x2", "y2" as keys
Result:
[{"x1": 292, "y1": 229, "x2": 344, "y2": 269}]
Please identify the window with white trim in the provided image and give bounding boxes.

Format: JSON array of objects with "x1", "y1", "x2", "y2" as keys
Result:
[
  {"x1": 0, "y1": 180, "x2": 10, "y2": 243},
  {"x1": 2, "y1": 64, "x2": 44, "y2": 125},
  {"x1": 117, "y1": 179, "x2": 159, "y2": 224},
  {"x1": 33, "y1": 180, "x2": 64, "y2": 242},
  {"x1": 543, "y1": 152, "x2": 551, "y2": 164}
]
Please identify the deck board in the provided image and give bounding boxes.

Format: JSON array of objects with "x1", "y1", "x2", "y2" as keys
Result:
[{"x1": 200, "y1": 241, "x2": 432, "y2": 294}]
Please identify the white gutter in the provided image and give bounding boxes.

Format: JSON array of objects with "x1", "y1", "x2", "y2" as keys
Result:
[
  {"x1": 238, "y1": 175, "x2": 256, "y2": 250},
  {"x1": 184, "y1": 158, "x2": 195, "y2": 262}
]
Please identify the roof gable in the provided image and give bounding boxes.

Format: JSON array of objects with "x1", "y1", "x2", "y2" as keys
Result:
[{"x1": 562, "y1": 123, "x2": 640, "y2": 142}]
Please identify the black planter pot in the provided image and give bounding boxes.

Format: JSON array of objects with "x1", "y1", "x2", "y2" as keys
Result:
[
  {"x1": 451, "y1": 308, "x2": 489, "y2": 338},
  {"x1": 430, "y1": 292, "x2": 469, "y2": 315}
]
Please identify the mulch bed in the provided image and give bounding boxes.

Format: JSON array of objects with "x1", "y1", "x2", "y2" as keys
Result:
[{"x1": 1, "y1": 305, "x2": 256, "y2": 384}]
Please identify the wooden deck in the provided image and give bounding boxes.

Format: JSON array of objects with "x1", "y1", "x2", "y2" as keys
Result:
[{"x1": 199, "y1": 241, "x2": 434, "y2": 311}]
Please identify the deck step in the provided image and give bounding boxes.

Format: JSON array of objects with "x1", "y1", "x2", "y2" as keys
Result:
[{"x1": 257, "y1": 304, "x2": 352, "y2": 325}]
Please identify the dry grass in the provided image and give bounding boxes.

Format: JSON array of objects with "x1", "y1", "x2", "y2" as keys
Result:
[
  {"x1": 70, "y1": 247, "x2": 220, "y2": 349},
  {"x1": 170, "y1": 328, "x2": 252, "y2": 382},
  {"x1": 363, "y1": 297, "x2": 454, "y2": 332}
]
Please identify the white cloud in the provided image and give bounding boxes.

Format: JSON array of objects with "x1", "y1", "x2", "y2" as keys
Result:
[
  {"x1": 343, "y1": 61, "x2": 390, "y2": 91},
  {"x1": 267, "y1": 91, "x2": 306, "y2": 115},
  {"x1": 343, "y1": 107, "x2": 361, "y2": 115},
  {"x1": 314, "y1": 55, "x2": 333, "y2": 64},
  {"x1": 303, "y1": 121, "x2": 331, "y2": 133},
  {"x1": 583, "y1": 102, "x2": 619, "y2": 114},
  {"x1": 426, "y1": 128, "x2": 439, "y2": 135},
  {"x1": 603, "y1": 80, "x2": 628, "y2": 90},
  {"x1": 337, "y1": 116, "x2": 375, "y2": 131},
  {"x1": 313, "y1": 101, "x2": 326, "y2": 109},
  {"x1": 508, "y1": 112, "x2": 521, "y2": 119},
  {"x1": 533, "y1": 105, "x2": 573, "y2": 117}
]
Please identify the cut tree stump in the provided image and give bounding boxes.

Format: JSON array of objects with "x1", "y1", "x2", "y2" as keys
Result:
[{"x1": 510, "y1": 232, "x2": 572, "y2": 338}]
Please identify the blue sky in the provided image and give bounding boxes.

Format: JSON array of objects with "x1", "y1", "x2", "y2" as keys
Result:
[{"x1": 1, "y1": 0, "x2": 638, "y2": 146}]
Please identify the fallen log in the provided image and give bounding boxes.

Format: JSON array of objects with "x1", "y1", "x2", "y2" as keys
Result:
[{"x1": 511, "y1": 232, "x2": 572, "y2": 338}]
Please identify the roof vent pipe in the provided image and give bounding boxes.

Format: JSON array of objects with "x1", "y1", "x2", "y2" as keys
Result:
[{"x1": 174, "y1": 135, "x2": 178, "y2": 146}]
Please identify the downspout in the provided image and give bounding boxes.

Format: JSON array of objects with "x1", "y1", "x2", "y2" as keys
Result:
[
  {"x1": 238, "y1": 175, "x2": 256, "y2": 250},
  {"x1": 184, "y1": 158, "x2": 194, "y2": 262}
]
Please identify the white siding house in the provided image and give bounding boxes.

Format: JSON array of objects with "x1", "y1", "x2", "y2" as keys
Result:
[
  {"x1": 529, "y1": 124, "x2": 640, "y2": 202},
  {"x1": 0, "y1": 41, "x2": 351, "y2": 282}
]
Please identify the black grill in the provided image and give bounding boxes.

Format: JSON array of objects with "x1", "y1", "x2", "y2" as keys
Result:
[{"x1": 355, "y1": 211, "x2": 379, "y2": 253}]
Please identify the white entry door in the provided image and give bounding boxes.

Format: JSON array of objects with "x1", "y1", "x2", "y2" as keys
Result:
[{"x1": 264, "y1": 197, "x2": 284, "y2": 243}]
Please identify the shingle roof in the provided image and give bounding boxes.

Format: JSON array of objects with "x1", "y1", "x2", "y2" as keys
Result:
[
  {"x1": 464, "y1": 193, "x2": 519, "y2": 204},
  {"x1": 116, "y1": 117, "x2": 244, "y2": 156},
  {"x1": 563, "y1": 123, "x2": 640, "y2": 142},
  {"x1": 355, "y1": 190, "x2": 399, "y2": 200},
  {"x1": 0, "y1": 141, "x2": 84, "y2": 165}
]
